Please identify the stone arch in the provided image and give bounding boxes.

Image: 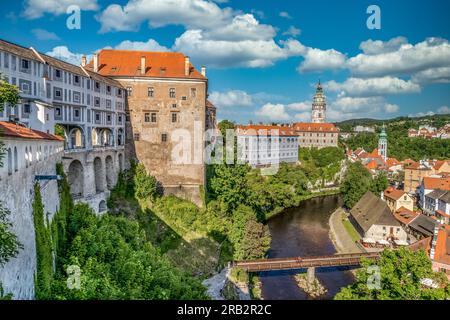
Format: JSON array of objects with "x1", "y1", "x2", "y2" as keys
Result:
[
  {"x1": 100, "y1": 128, "x2": 113, "y2": 147},
  {"x1": 105, "y1": 155, "x2": 114, "y2": 190},
  {"x1": 69, "y1": 127, "x2": 85, "y2": 149},
  {"x1": 94, "y1": 157, "x2": 104, "y2": 193},
  {"x1": 118, "y1": 153, "x2": 123, "y2": 172},
  {"x1": 99, "y1": 200, "x2": 107, "y2": 213},
  {"x1": 68, "y1": 160, "x2": 84, "y2": 198},
  {"x1": 13, "y1": 147, "x2": 18, "y2": 172}
]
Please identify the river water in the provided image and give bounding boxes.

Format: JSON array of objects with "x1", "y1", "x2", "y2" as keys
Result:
[{"x1": 260, "y1": 195, "x2": 355, "y2": 300}]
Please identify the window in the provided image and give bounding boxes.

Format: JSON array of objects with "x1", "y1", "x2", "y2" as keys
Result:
[
  {"x1": 117, "y1": 88, "x2": 122, "y2": 97},
  {"x1": 74, "y1": 109, "x2": 80, "y2": 118},
  {"x1": 107, "y1": 114, "x2": 112, "y2": 122},
  {"x1": 172, "y1": 103, "x2": 177, "y2": 109},
  {"x1": 24, "y1": 104, "x2": 31, "y2": 113},
  {"x1": 144, "y1": 113, "x2": 150, "y2": 122},
  {"x1": 4, "y1": 53, "x2": 9, "y2": 68},
  {"x1": 127, "y1": 87, "x2": 132, "y2": 97},
  {"x1": 21, "y1": 59, "x2": 30, "y2": 70},
  {"x1": 95, "y1": 81, "x2": 100, "y2": 91},
  {"x1": 94, "y1": 97, "x2": 100, "y2": 107},
  {"x1": 95, "y1": 113, "x2": 100, "y2": 122},
  {"x1": 55, "y1": 69, "x2": 61, "y2": 78},
  {"x1": 191, "y1": 88, "x2": 196, "y2": 97},
  {"x1": 171, "y1": 112, "x2": 178, "y2": 123},
  {"x1": 118, "y1": 115, "x2": 122, "y2": 123},
  {"x1": 148, "y1": 87, "x2": 154, "y2": 97},
  {"x1": 134, "y1": 133, "x2": 140, "y2": 141},
  {"x1": 74, "y1": 75, "x2": 80, "y2": 84},
  {"x1": 54, "y1": 88, "x2": 62, "y2": 98},
  {"x1": 73, "y1": 92, "x2": 80, "y2": 103},
  {"x1": 106, "y1": 85, "x2": 111, "y2": 94},
  {"x1": 55, "y1": 107, "x2": 61, "y2": 116},
  {"x1": 181, "y1": 96, "x2": 187, "y2": 101},
  {"x1": 151, "y1": 112, "x2": 157, "y2": 123},
  {"x1": 169, "y1": 88, "x2": 175, "y2": 98},
  {"x1": 161, "y1": 133, "x2": 168, "y2": 142},
  {"x1": 106, "y1": 99, "x2": 111, "y2": 109}
]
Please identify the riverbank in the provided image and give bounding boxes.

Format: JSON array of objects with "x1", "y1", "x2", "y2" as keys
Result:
[{"x1": 329, "y1": 207, "x2": 364, "y2": 254}]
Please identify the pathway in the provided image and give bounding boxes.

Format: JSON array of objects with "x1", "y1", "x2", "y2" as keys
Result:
[{"x1": 329, "y1": 208, "x2": 364, "y2": 254}]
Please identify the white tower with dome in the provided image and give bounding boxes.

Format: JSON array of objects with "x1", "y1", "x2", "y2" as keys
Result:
[{"x1": 312, "y1": 81, "x2": 326, "y2": 123}]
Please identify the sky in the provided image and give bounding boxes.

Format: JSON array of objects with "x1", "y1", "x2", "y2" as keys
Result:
[{"x1": 1, "y1": 0, "x2": 450, "y2": 124}]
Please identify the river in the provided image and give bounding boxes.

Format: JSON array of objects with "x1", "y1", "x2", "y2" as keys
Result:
[{"x1": 260, "y1": 195, "x2": 355, "y2": 300}]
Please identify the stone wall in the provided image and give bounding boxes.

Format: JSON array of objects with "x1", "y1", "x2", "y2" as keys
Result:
[{"x1": 0, "y1": 145, "x2": 63, "y2": 300}]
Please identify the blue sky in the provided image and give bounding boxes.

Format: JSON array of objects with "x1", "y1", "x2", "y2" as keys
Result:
[{"x1": 1, "y1": 0, "x2": 450, "y2": 124}]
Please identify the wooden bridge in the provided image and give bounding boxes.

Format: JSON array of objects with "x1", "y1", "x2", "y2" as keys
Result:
[{"x1": 233, "y1": 252, "x2": 380, "y2": 272}]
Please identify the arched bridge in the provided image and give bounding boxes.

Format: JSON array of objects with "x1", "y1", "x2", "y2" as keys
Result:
[{"x1": 233, "y1": 253, "x2": 380, "y2": 272}]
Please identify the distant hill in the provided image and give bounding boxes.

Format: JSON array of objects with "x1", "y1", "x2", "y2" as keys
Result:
[{"x1": 336, "y1": 114, "x2": 450, "y2": 129}]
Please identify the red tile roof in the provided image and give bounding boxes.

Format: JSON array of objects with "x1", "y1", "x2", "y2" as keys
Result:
[
  {"x1": 366, "y1": 159, "x2": 378, "y2": 170},
  {"x1": 384, "y1": 187, "x2": 407, "y2": 201},
  {"x1": 386, "y1": 158, "x2": 401, "y2": 168},
  {"x1": 86, "y1": 50, "x2": 206, "y2": 80},
  {"x1": 423, "y1": 177, "x2": 450, "y2": 191},
  {"x1": 0, "y1": 121, "x2": 64, "y2": 141},
  {"x1": 434, "y1": 160, "x2": 450, "y2": 171},
  {"x1": 236, "y1": 125, "x2": 297, "y2": 136},
  {"x1": 292, "y1": 122, "x2": 339, "y2": 132},
  {"x1": 434, "y1": 225, "x2": 450, "y2": 265},
  {"x1": 394, "y1": 207, "x2": 419, "y2": 225}
]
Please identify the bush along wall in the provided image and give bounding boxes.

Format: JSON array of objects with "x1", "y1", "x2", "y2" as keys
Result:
[{"x1": 32, "y1": 182, "x2": 53, "y2": 299}]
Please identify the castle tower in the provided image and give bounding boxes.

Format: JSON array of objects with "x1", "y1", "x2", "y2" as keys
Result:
[
  {"x1": 312, "y1": 81, "x2": 326, "y2": 123},
  {"x1": 378, "y1": 124, "x2": 388, "y2": 161}
]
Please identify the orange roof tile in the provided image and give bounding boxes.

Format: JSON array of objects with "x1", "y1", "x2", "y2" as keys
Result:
[
  {"x1": 394, "y1": 207, "x2": 419, "y2": 225},
  {"x1": 292, "y1": 122, "x2": 339, "y2": 132},
  {"x1": 423, "y1": 177, "x2": 450, "y2": 191},
  {"x1": 384, "y1": 187, "x2": 407, "y2": 201},
  {"x1": 86, "y1": 50, "x2": 206, "y2": 80},
  {"x1": 365, "y1": 159, "x2": 378, "y2": 170},
  {"x1": 434, "y1": 225, "x2": 450, "y2": 265},
  {"x1": 434, "y1": 160, "x2": 450, "y2": 171},
  {"x1": 386, "y1": 158, "x2": 401, "y2": 168},
  {"x1": 236, "y1": 125, "x2": 297, "y2": 136},
  {"x1": 0, "y1": 121, "x2": 64, "y2": 141}
]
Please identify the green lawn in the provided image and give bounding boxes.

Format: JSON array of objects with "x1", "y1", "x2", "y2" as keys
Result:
[{"x1": 341, "y1": 217, "x2": 361, "y2": 243}]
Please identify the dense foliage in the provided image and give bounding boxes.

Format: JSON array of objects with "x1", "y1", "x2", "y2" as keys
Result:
[
  {"x1": 32, "y1": 183, "x2": 53, "y2": 299},
  {"x1": 134, "y1": 163, "x2": 158, "y2": 200},
  {"x1": 335, "y1": 248, "x2": 450, "y2": 300},
  {"x1": 0, "y1": 74, "x2": 20, "y2": 108},
  {"x1": 343, "y1": 119, "x2": 450, "y2": 161},
  {"x1": 340, "y1": 162, "x2": 388, "y2": 208},
  {"x1": 49, "y1": 204, "x2": 208, "y2": 300}
]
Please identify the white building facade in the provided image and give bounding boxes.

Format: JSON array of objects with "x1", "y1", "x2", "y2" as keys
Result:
[{"x1": 236, "y1": 125, "x2": 299, "y2": 167}]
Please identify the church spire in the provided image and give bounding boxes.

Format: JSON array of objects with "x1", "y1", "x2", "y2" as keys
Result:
[{"x1": 311, "y1": 80, "x2": 326, "y2": 123}]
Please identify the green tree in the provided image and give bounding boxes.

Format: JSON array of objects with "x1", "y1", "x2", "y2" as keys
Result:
[
  {"x1": 134, "y1": 163, "x2": 158, "y2": 200},
  {"x1": 0, "y1": 74, "x2": 20, "y2": 107},
  {"x1": 370, "y1": 171, "x2": 389, "y2": 195},
  {"x1": 340, "y1": 162, "x2": 372, "y2": 208},
  {"x1": 218, "y1": 120, "x2": 235, "y2": 139},
  {"x1": 335, "y1": 248, "x2": 450, "y2": 300}
]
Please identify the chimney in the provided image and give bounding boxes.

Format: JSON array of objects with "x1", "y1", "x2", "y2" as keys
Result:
[
  {"x1": 201, "y1": 66, "x2": 206, "y2": 77},
  {"x1": 185, "y1": 56, "x2": 190, "y2": 76},
  {"x1": 81, "y1": 55, "x2": 87, "y2": 67},
  {"x1": 140, "y1": 56, "x2": 146, "y2": 75},
  {"x1": 93, "y1": 53, "x2": 99, "y2": 72}
]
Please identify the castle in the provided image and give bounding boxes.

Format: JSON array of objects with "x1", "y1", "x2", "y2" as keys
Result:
[{"x1": 0, "y1": 38, "x2": 215, "y2": 299}]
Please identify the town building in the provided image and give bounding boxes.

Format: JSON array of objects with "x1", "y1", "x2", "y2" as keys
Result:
[
  {"x1": 350, "y1": 191, "x2": 408, "y2": 245},
  {"x1": 430, "y1": 225, "x2": 450, "y2": 279},
  {"x1": 354, "y1": 125, "x2": 375, "y2": 133},
  {"x1": 311, "y1": 81, "x2": 326, "y2": 123},
  {"x1": 384, "y1": 187, "x2": 414, "y2": 212},
  {"x1": 423, "y1": 189, "x2": 450, "y2": 224},
  {"x1": 418, "y1": 176, "x2": 450, "y2": 209},
  {"x1": 408, "y1": 124, "x2": 449, "y2": 139},
  {"x1": 404, "y1": 160, "x2": 450, "y2": 195},
  {"x1": 236, "y1": 125, "x2": 299, "y2": 167},
  {"x1": 292, "y1": 122, "x2": 339, "y2": 148},
  {"x1": 84, "y1": 50, "x2": 210, "y2": 206}
]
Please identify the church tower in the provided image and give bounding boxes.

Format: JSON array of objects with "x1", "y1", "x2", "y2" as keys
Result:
[
  {"x1": 312, "y1": 81, "x2": 326, "y2": 123},
  {"x1": 378, "y1": 124, "x2": 388, "y2": 162}
]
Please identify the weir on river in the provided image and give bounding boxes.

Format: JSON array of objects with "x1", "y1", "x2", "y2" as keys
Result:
[{"x1": 260, "y1": 194, "x2": 355, "y2": 300}]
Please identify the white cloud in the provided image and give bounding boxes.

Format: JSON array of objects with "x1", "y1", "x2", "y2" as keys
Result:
[
  {"x1": 255, "y1": 103, "x2": 290, "y2": 121},
  {"x1": 359, "y1": 36, "x2": 408, "y2": 55},
  {"x1": 209, "y1": 90, "x2": 254, "y2": 108},
  {"x1": 24, "y1": 0, "x2": 99, "y2": 19},
  {"x1": 287, "y1": 101, "x2": 311, "y2": 111},
  {"x1": 46, "y1": 46, "x2": 87, "y2": 65},
  {"x1": 297, "y1": 47, "x2": 347, "y2": 73},
  {"x1": 294, "y1": 112, "x2": 311, "y2": 122},
  {"x1": 31, "y1": 28, "x2": 60, "y2": 40},
  {"x1": 279, "y1": 11, "x2": 292, "y2": 19},
  {"x1": 384, "y1": 103, "x2": 399, "y2": 113},
  {"x1": 173, "y1": 30, "x2": 300, "y2": 68},
  {"x1": 282, "y1": 26, "x2": 301, "y2": 37},
  {"x1": 412, "y1": 67, "x2": 450, "y2": 84},
  {"x1": 325, "y1": 77, "x2": 421, "y2": 97},
  {"x1": 347, "y1": 37, "x2": 450, "y2": 77},
  {"x1": 113, "y1": 39, "x2": 169, "y2": 51},
  {"x1": 97, "y1": 0, "x2": 234, "y2": 33},
  {"x1": 438, "y1": 106, "x2": 450, "y2": 114}
]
